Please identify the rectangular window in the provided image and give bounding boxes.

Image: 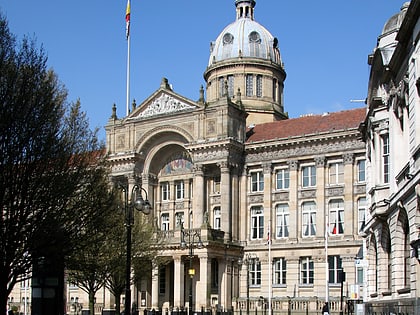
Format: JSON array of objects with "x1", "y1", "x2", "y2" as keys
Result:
[
  {"x1": 249, "y1": 259, "x2": 261, "y2": 286},
  {"x1": 213, "y1": 207, "x2": 221, "y2": 230},
  {"x1": 246, "y1": 74, "x2": 253, "y2": 97},
  {"x1": 251, "y1": 206, "x2": 264, "y2": 240},
  {"x1": 382, "y1": 135, "x2": 390, "y2": 183},
  {"x1": 213, "y1": 176, "x2": 221, "y2": 194},
  {"x1": 302, "y1": 202, "x2": 316, "y2": 237},
  {"x1": 302, "y1": 165, "x2": 316, "y2": 187},
  {"x1": 251, "y1": 171, "x2": 264, "y2": 192},
  {"x1": 357, "y1": 159, "x2": 366, "y2": 182},
  {"x1": 300, "y1": 257, "x2": 314, "y2": 284},
  {"x1": 175, "y1": 212, "x2": 184, "y2": 229},
  {"x1": 219, "y1": 77, "x2": 225, "y2": 97},
  {"x1": 256, "y1": 75, "x2": 263, "y2": 97},
  {"x1": 228, "y1": 75, "x2": 234, "y2": 97},
  {"x1": 358, "y1": 197, "x2": 366, "y2": 233},
  {"x1": 159, "y1": 266, "x2": 166, "y2": 294},
  {"x1": 161, "y1": 213, "x2": 170, "y2": 231},
  {"x1": 275, "y1": 204, "x2": 289, "y2": 238},
  {"x1": 175, "y1": 180, "x2": 184, "y2": 200},
  {"x1": 276, "y1": 169, "x2": 290, "y2": 190},
  {"x1": 329, "y1": 162, "x2": 344, "y2": 185},
  {"x1": 328, "y1": 256, "x2": 343, "y2": 284},
  {"x1": 161, "y1": 182, "x2": 170, "y2": 201},
  {"x1": 272, "y1": 79, "x2": 278, "y2": 102},
  {"x1": 273, "y1": 258, "x2": 286, "y2": 285},
  {"x1": 329, "y1": 199, "x2": 344, "y2": 235}
]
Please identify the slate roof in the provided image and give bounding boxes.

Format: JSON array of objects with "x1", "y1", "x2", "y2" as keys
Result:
[{"x1": 246, "y1": 107, "x2": 366, "y2": 143}]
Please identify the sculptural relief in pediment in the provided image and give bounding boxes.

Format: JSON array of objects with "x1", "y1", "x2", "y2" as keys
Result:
[{"x1": 136, "y1": 93, "x2": 197, "y2": 118}]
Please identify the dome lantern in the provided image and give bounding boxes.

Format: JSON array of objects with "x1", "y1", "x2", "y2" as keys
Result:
[{"x1": 235, "y1": 0, "x2": 256, "y2": 20}]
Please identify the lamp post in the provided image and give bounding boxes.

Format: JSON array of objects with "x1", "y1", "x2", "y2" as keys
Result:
[
  {"x1": 180, "y1": 222, "x2": 203, "y2": 315},
  {"x1": 119, "y1": 184, "x2": 152, "y2": 315}
]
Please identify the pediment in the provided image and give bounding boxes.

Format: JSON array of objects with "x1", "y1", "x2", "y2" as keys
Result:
[{"x1": 130, "y1": 91, "x2": 199, "y2": 119}]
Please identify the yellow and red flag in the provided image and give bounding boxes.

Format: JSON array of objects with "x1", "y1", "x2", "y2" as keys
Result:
[{"x1": 125, "y1": 0, "x2": 131, "y2": 39}]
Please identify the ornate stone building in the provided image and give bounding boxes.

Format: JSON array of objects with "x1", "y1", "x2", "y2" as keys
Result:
[
  {"x1": 105, "y1": 1, "x2": 367, "y2": 314},
  {"x1": 360, "y1": 1, "x2": 420, "y2": 313}
]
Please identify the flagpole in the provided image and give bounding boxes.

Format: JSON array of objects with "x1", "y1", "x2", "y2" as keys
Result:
[
  {"x1": 325, "y1": 215, "x2": 329, "y2": 305},
  {"x1": 125, "y1": 0, "x2": 131, "y2": 116},
  {"x1": 126, "y1": 33, "x2": 130, "y2": 116}
]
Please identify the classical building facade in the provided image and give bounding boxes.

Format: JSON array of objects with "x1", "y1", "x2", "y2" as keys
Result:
[
  {"x1": 8, "y1": 1, "x2": 420, "y2": 315},
  {"x1": 104, "y1": 1, "x2": 367, "y2": 314},
  {"x1": 360, "y1": 1, "x2": 420, "y2": 313}
]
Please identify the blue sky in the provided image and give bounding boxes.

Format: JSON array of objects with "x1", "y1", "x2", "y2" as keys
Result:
[{"x1": 1, "y1": 1, "x2": 405, "y2": 141}]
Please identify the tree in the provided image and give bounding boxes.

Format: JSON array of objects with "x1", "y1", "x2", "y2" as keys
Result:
[
  {"x1": 103, "y1": 199, "x2": 162, "y2": 315},
  {"x1": 0, "y1": 13, "x2": 105, "y2": 315}
]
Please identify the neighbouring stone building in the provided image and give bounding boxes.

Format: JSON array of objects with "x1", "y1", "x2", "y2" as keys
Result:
[
  {"x1": 360, "y1": 1, "x2": 420, "y2": 314},
  {"x1": 7, "y1": 1, "x2": 420, "y2": 315}
]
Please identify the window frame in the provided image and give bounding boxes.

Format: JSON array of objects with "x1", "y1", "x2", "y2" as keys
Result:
[
  {"x1": 275, "y1": 168, "x2": 290, "y2": 190},
  {"x1": 328, "y1": 161, "x2": 344, "y2": 185},
  {"x1": 300, "y1": 257, "x2": 314, "y2": 285},
  {"x1": 328, "y1": 255, "x2": 343, "y2": 284},
  {"x1": 302, "y1": 165, "x2": 316, "y2": 187},
  {"x1": 175, "y1": 180, "x2": 184, "y2": 200},
  {"x1": 213, "y1": 206, "x2": 221, "y2": 230},
  {"x1": 358, "y1": 197, "x2": 366, "y2": 233},
  {"x1": 250, "y1": 206, "x2": 264, "y2": 240},
  {"x1": 329, "y1": 199, "x2": 344, "y2": 235},
  {"x1": 382, "y1": 134, "x2": 390, "y2": 183},
  {"x1": 273, "y1": 257, "x2": 287, "y2": 286},
  {"x1": 250, "y1": 170, "x2": 264, "y2": 192},
  {"x1": 249, "y1": 258, "x2": 261, "y2": 286},
  {"x1": 275, "y1": 204, "x2": 289, "y2": 238},
  {"x1": 161, "y1": 213, "x2": 170, "y2": 231},
  {"x1": 357, "y1": 159, "x2": 366, "y2": 182},
  {"x1": 161, "y1": 182, "x2": 170, "y2": 201},
  {"x1": 302, "y1": 201, "x2": 317, "y2": 237}
]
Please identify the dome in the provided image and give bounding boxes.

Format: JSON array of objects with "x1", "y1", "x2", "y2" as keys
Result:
[
  {"x1": 381, "y1": 2, "x2": 410, "y2": 35},
  {"x1": 208, "y1": 0, "x2": 282, "y2": 67}
]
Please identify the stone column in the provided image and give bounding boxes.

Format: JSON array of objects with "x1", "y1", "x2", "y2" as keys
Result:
[
  {"x1": 343, "y1": 153, "x2": 354, "y2": 236},
  {"x1": 315, "y1": 155, "x2": 326, "y2": 238},
  {"x1": 231, "y1": 166, "x2": 240, "y2": 242},
  {"x1": 220, "y1": 162, "x2": 232, "y2": 240},
  {"x1": 193, "y1": 164, "x2": 205, "y2": 228},
  {"x1": 263, "y1": 162, "x2": 272, "y2": 236},
  {"x1": 197, "y1": 254, "x2": 211, "y2": 310},
  {"x1": 173, "y1": 256, "x2": 185, "y2": 308},
  {"x1": 151, "y1": 265, "x2": 159, "y2": 309},
  {"x1": 288, "y1": 160, "x2": 298, "y2": 239}
]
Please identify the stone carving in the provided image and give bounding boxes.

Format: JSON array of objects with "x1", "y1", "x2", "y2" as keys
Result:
[{"x1": 138, "y1": 94, "x2": 196, "y2": 118}]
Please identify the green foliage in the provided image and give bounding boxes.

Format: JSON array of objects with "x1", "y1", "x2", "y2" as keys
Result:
[{"x1": 0, "y1": 12, "x2": 105, "y2": 315}]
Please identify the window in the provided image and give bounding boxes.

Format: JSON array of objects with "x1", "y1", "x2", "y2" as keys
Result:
[
  {"x1": 272, "y1": 79, "x2": 278, "y2": 102},
  {"x1": 161, "y1": 182, "x2": 170, "y2": 201},
  {"x1": 213, "y1": 207, "x2": 221, "y2": 230},
  {"x1": 302, "y1": 165, "x2": 316, "y2": 187},
  {"x1": 250, "y1": 206, "x2": 264, "y2": 240},
  {"x1": 249, "y1": 259, "x2": 261, "y2": 286},
  {"x1": 227, "y1": 75, "x2": 234, "y2": 97},
  {"x1": 329, "y1": 199, "x2": 344, "y2": 235},
  {"x1": 256, "y1": 75, "x2": 262, "y2": 97},
  {"x1": 159, "y1": 266, "x2": 166, "y2": 294},
  {"x1": 276, "y1": 169, "x2": 289, "y2": 190},
  {"x1": 219, "y1": 77, "x2": 225, "y2": 97},
  {"x1": 246, "y1": 74, "x2": 253, "y2": 97},
  {"x1": 300, "y1": 257, "x2": 314, "y2": 284},
  {"x1": 302, "y1": 202, "x2": 316, "y2": 237},
  {"x1": 251, "y1": 171, "x2": 264, "y2": 192},
  {"x1": 175, "y1": 212, "x2": 184, "y2": 229},
  {"x1": 161, "y1": 213, "x2": 170, "y2": 231},
  {"x1": 382, "y1": 134, "x2": 390, "y2": 183},
  {"x1": 211, "y1": 259, "x2": 219, "y2": 289},
  {"x1": 328, "y1": 256, "x2": 343, "y2": 284},
  {"x1": 213, "y1": 176, "x2": 221, "y2": 194},
  {"x1": 358, "y1": 197, "x2": 366, "y2": 233},
  {"x1": 357, "y1": 159, "x2": 366, "y2": 182},
  {"x1": 329, "y1": 162, "x2": 344, "y2": 185},
  {"x1": 275, "y1": 204, "x2": 289, "y2": 238},
  {"x1": 175, "y1": 180, "x2": 184, "y2": 200},
  {"x1": 273, "y1": 258, "x2": 286, "y2": 285}
]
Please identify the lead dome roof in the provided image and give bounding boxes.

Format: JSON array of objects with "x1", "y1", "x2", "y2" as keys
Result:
[{"x1": 208, "y1": 0, "x2": 282, "y2": 67}]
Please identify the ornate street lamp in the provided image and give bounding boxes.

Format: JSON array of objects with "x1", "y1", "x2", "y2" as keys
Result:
[
  {"x1": 180, "y1": 222, "x2": 203, "y2": 315},
  {"x1": 238, "y1": 253, "x2": 257, "y2": 315},
  {"x1": 119, "y1": 183, "x2": 152, "y2": 315}
]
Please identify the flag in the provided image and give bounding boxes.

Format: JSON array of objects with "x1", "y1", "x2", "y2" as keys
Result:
[{"x1": 125, "y1": 0, "x2": 131, "y2": 39}]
